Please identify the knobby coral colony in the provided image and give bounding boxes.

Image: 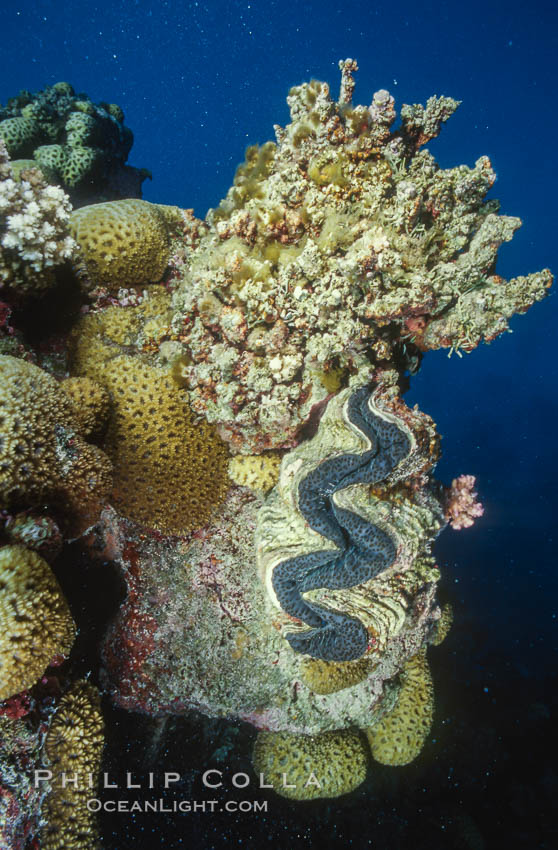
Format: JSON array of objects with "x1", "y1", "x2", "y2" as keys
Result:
[{"x1": 0, "y1": 59, "x2": 553, "y2": 826}]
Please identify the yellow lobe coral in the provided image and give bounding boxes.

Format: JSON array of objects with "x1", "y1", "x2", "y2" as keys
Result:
[
  {"x1": 252, "y1": 729, "x2": 369, "y2": 800},
  {"x1": 41, "y1": 680, "x2": 104, "y2": 850},
  {"x1": 228, "y1": 453, "x2": 281, "y2": 493},
  {"x1": 366, "y1": 650, "x2": 434, "y2": 766},
  {"x1": 431, "y1": 601, "x2": 454, "y2": 646},
  {"x1": 0, "y1": 545, "x2": 76, "y2": 701},
  {"x1": 98, "y1": 356, "x2": 229, "y2": 534},
  {"x1": 69, "y1": 198, "x2": 183, "y2": 290},
  {"x1": 0, "y1": 355, "x2": 112, "y2": 514},
  {"x1": 300, "y1": 656, "x2": 374, "y2": 695},
  {"x1": 60, "y1": 377, "x2": 110, "y2": 440},
  {"x1": 69, "y1": 289, "x2": 173, "y2": 383},
  {"x1": 69, "y1": 306, "x2": 142, "y2": 384}
]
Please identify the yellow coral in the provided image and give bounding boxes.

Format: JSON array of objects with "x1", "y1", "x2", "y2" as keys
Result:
[
  {"x1": 228, "y1": 453, "x2": 281, "y2": 493},
  {"x1": 41, "y1": 680, "x2": 104, "y2": 850},
  {"x1": 0, "y1": 355, "x2": 112, "y2": 513},
  {"x1": 300, "y1": 656, "x2": 374, "y2": 695},
  {"x1": 70, "y1": 308, "x2": 138, "y2": 383},
  {"x1": 60, "y1": 377, "x2": 110, "y2": 440},
  {"x1": 69, "y1": 199, "x2": 183, "y2": 289},
  {"x1": 69, "y1": 291, "x2": 173, "y2": 381},
  {"x1": 366, "y1": 650, "x2": 434, "y2": 766},
  {"x1": 0, "y1": 545, "x2": 75, "y2": 701},
  {"x1": 96, "y1": 356, "x2": 229, "y2": 534},
  {"x1": 252, "y1": 729, "x2": 368, "y2": 800},
  {"x1": 431, "y1": 602, "x2": 453, "y2": 646}
]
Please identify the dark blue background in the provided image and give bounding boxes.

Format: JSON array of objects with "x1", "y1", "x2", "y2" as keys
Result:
[{"x1": 1, "y1": 1, "x2": 557, "y2": 847}]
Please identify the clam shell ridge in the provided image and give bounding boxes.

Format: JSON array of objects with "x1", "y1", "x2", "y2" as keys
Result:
[{"x1": 257, "y1": 381, "x2": 434, "y2": 661}]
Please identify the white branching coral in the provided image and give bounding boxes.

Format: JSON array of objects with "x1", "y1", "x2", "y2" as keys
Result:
[{"x1": 0, "y1": 139, "x2": 76, "y2": 294}]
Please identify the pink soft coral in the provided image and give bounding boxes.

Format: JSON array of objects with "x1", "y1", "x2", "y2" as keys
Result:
[{"x1": 445, "y1": 474, "x2": 484, "y2": 530}]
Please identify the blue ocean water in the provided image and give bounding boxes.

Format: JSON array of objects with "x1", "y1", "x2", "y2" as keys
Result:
[{"x1": 1, "y1": 1, "x2": 557, "y2": 847}]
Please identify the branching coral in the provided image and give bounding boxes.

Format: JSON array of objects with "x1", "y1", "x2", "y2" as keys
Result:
[
  {"x1": 166, "y1": 61, "x2": 551, "y2": 453},
  {"x1": 0, "y1": 545, "x2": 75, "y2": 701},
  {"x1": 0, "y1": 140, "x2": 76, "y2": 295}
]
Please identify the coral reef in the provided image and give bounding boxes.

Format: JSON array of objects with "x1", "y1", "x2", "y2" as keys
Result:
[
  {"x1": 41, "y1": 680, "x2": 104, "y2": 850},
  {"x1": 69, "y1": 198, "x2": 183, "y2": 291},
  {"x1": 167, "y1": 61, "x2": 551, "y2": 454},
  {"x1": 99, "y1": 383, "x2": 445, "y2": 741},
  {"x1": 0, "y1": 545, "x2": 75, "y2": 700},
  {"x1": 0, "y1": 355, "x2": 112, "y2": 515},
  {"x1": 0, "y1": 140, "x2": 76, "y2": 296},
  {"x1": 0, "y1": 81, "x2": 149, "y2": 206},
  {"x1": 252, "y1": 728, "x2": 369, "y2": 800},
  {"x1": 366, "y1": 649, "x2": 434, "y2": 766},
  {"x1": 0, "y1": 58, "x2": 553, "y2": 828}
]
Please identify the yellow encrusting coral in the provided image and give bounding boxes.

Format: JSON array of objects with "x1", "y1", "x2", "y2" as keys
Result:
[
  {"x1": 0, "y1": 545, "x2": 75, "y2": 701},
  {"x1": 431, "y1": 601, "x2": 453, "y2": 646},
  {"x1": 252, "y1": 728, "x2": 369, "y2": 800},
  {"x1": 0, "y1": 355, "x2": 112, "y2": 513},
  {"x1": 366, "y1": 649, "x2": 434, "y2": 766},
  {"x1": 91, "y1": 356, "x2": 229, "y2": 534},
  {"x1": 60, "y1": 376, "x2": 110, "y2": 440},
  {"x1": 41, "y1": 680, "x2": 104, "y2": 850},
  {"x1": 69, "y1": 198, "x2": 182, "y2": 290},
  {"x1": 69, "y1": 289, "x2": 173, "y2": 381},
  {"x1": 300, "y1": 656, "x2": 374, "y2": 695},
  {"x1": 228, "y1": 453, "x2": 282, "y2": 493}
]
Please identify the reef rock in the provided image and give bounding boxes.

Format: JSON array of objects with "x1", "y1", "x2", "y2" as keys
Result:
[{"x1": 100, "y1": 379, "x2": 446, "y2": 739}]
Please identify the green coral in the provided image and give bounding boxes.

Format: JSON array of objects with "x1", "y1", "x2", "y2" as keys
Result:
[
  {"x1": 0, "y1": 82, "x2": 148, "y2": 206},
  {"x1": 0, "y1": 116, "x2": 39, "y2": 157}
]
